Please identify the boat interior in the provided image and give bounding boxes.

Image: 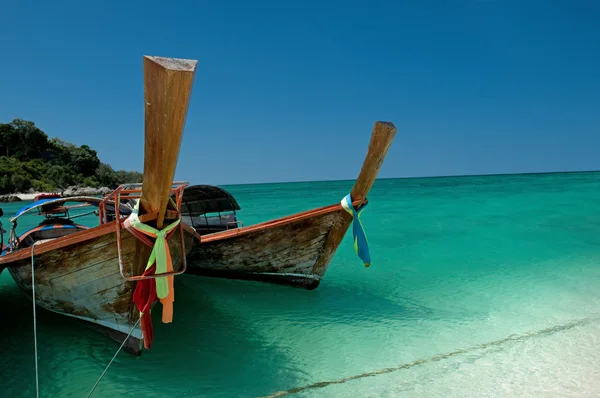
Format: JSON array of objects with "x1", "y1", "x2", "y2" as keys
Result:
[
  {"x1": 15, "y1": 219, "x2": 89, "y2": 249},
  {"x1": 1, "y1": 199, "x2": 99, "y2": 254},
  {"x1": 179, "y1": 185, "x2": 243, "y2": 235},
  {"x1": 0, "y1": 184, "x2": 241, "y2": 254}
]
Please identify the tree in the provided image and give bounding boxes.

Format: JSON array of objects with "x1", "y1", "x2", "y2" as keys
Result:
[
  {"x1": 44, "y1": 165, "x2": 76, "y2": 189},
  {"x1": 70, "y1": 144, "x2": 100, "y2": 176},
  {"x1": 0, "y1": 122, "x2": 19, "y2": 157},
  {"x1": 7, "y1": 119, "x2": 49, "y2": 160},
  {"x1": 95, "y1": 163, "x2": 118, "y2": 187}
]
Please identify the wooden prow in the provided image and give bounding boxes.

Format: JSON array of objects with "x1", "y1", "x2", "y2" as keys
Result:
[
  {"x1": 311, "y1": 121, "x2": 396, "y2": 277},
  {"x1": 350, "y1": 121, "x2": 397, "y2": 206},
  {"x1": 139, "y1": 55, "x2": 198, "y2": 228},
  {"x1": 128, "y1": 55, "x2": 198, "y2": 332}
]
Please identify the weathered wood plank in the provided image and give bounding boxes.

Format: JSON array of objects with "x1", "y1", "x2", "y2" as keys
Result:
[
  {"x1": 6, "y1": 227, "x2": 195, "y2": 353},
  {"x1": 0, "y1": 221, "x2": 128, "y2": 263},
  {"x1": 197, "y1": 233, "x2": 328, "y2": 274},
  {"x1": 139, "y1": 55, "x2": 197, "y2": 226},
  {"x1": 186, "y1": 210, "x2": 344, "y2": 287},
  {"x1": 350, "y1": 121, "x2": 397, "y2": 204}
]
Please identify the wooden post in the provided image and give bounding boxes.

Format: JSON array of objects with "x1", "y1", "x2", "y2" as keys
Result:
[
  {"x1": 139, "y1": 56, "x2": 198, "y2": 228},
  {"x1": 349, "y1": 121, "x2": 397, "y2": 205}
]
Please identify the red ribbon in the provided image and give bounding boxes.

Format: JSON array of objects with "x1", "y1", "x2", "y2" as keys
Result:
[{"x1": 129, "y1": 225, "x2": 180, "y2": 350}]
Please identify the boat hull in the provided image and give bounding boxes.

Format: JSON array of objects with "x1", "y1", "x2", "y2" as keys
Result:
[
  {"x1": 185, "y1": 205, "x2": 351, "y2": 289},
  {"x1": 5, "y1": 223, "x2": 195, "y2": 355},
  {"x1": 183, "y1": 121, "x2": 397, "y2": 290}
]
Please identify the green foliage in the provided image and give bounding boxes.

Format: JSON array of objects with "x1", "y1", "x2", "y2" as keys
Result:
[
  {"x1": 82, "y1": 177, "x2": 100, "y2": 188},
  {"x1": 0, "y1": 118, "x2": 143, "y2": 194},
  {"x1": 44, "y1": 165, "x2": 76, "y2": 189},
  {"x1": 0, "y1": 118, "x2": 49, "y2": 160},
  {"x1": 31, "y1": 179, "x2": 55, "y2": 193},
  {"x1": 95, "y1": 162, "x2": 118, "y2": 187},
  {"x1": 115, "y1": 169, "x2": 143, "y2": 184}
]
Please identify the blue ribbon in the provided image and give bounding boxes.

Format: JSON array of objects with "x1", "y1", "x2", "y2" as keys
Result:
[{"x1": 341, "y1": 194, "x2": 371, "y2": 267}]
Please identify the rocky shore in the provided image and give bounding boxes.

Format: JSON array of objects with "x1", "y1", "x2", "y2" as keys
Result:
[{"x1": 0, "y1": 186, "x2": 113, "y2": 203}]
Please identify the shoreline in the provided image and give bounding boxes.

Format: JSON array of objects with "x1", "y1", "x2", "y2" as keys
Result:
[
  {"x1": 0, "y1": 186, "x2": 112, "y2": 203},
  {"x1": 12, "y1": 192, "x2": 45, "y2": 201}
]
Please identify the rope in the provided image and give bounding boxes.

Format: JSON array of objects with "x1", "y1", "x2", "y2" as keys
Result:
[
  {"x1": 261, "y1": 315, "x2": 600, "y2": 397},
  {"x1": 68, "y1": 210, "x2": 99, "y2": 220},
  {"x1": 86, "y1": 316, "x2": 142, "y2": 398},
  {"x1": 30, "y1": 242, "x2": 40, "y2": 398}
]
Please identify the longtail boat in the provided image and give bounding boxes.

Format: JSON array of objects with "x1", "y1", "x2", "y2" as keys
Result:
[
  {"x1": 182, "y1": 121, "x2": 396, "y2": 289},
  {"x1": 0, "y1": 55, "x2": 198, "y2": 355}
]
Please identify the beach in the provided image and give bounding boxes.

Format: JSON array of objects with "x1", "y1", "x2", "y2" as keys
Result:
[
  {"x1": 0, "y1": 186, "x2": 112, "y2": 202},
  {"x1": 3, "y1": 192, "x2": 45, "y2": 201}
]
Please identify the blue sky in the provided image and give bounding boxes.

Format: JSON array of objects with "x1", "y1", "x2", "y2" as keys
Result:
[{"x1": 1, "y1": 0, "x2": 598, "y2": 185}]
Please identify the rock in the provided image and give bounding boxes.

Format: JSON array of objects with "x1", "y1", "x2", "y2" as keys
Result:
[
  {"x1": 0, "y1": 194, "x2": 22, "y2": 203},
  {"x1": 61, "y1": 186, "x2": 111, "y2": 197},
  {"x1": 0, "y1": 186, "x2": 113, "y2": 202}
]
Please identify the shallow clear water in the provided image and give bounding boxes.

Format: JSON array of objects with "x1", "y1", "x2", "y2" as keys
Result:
[{"x1": 1, "y1": 172, "x2": 600, "y2": 397}]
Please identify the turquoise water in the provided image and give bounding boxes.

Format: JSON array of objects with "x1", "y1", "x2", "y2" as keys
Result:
[{"x1": 2, "y1": 172, "x2": 600, "y2": 397}]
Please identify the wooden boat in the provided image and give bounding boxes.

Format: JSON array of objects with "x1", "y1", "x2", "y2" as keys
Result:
[
  {"x1": 183, "y1": 121, "x2": 397, "y2": 289},
  {"x1": 34, "y1": 193, "x2": 62, "y2": 201},
  {"x1": 0, "y1": 55, "x2": 199, "y2": 355}
]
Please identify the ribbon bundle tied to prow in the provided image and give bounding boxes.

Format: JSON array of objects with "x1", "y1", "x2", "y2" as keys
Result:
[
  {"x1": 125, "y1": 197, "x2": 181, "y2": 349},
  {"x1": 341, "y1": 193, "x2": 371, "y2": 267}
]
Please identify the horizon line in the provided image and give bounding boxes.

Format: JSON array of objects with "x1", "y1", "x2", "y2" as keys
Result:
[{"x1": 197, "y1": 169, "x2": 600, "y2": 188}]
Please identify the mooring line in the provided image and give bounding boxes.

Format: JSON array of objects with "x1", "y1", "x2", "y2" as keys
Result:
[
  {"x1": 262, "y1": 316, "x2": 600, "y2": 397},
  {"x1": 31, "y1": 242, "x2": 40, "y2": 398},
  {"x1": 86, "y1": 316, "x2": 142, "y2": 398}
]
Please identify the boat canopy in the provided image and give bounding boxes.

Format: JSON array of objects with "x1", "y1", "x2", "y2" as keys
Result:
[
  {"x1": 11, "y1": 196, "x2": 132, "y2": 222},
  {"x1": 179, "y1": 185, "x2": 241, "y2": 216}
]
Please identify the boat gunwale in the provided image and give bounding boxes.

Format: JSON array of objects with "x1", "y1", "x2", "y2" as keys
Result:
[
  {"x1": 0, "y1": 217, "x2": 196, "y2": 264},
  {"x1": 9, "y1": 196, "x2": 131, "y2": 223},
  {"x1": 198, "y1": 199, "x2": 362, "y2": 243},
  {"x1": 5, "y1": 222, "x2": 91, "y2": 250}
]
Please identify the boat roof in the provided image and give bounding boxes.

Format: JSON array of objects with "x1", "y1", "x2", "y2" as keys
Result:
[
  {"x1": 179, "y1": 185, "x2": 241, "y2": 216},
  {"x1": 11, "y1": 196, "x2": 132, "y2": 222}
]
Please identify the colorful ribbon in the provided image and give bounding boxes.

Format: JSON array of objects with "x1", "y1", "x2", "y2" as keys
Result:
[
  {"x1": 125, "y1": 198, "x2": 180, "y2": 349},
  {"x1": 341, "y1": 194, "x2": 371, "y2": 267}
]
